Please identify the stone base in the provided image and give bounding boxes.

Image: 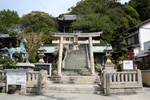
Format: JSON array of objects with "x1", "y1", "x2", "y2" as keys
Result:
[{"x1": 104, "y1": 63, "x2": 116, "y2": 73}]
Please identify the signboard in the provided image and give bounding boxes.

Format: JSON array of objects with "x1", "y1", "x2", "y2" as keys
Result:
[
  {"x1": 7, "y1": 71, "x2": 26, "y2": 85},
  {"x1": 123, "y1": 60, "x2": 133, "y2": 70}
]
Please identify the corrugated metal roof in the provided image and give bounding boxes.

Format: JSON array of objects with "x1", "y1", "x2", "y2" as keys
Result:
[
  {"x1": 43, "y1": 46, "x2": 56, "y2": 53},
  {"x1": 93, "y1": 46, "x2": 112, "y2": 53},
  {"x1": 63, "y1": 15, "x2": 77, "y2": 20}
]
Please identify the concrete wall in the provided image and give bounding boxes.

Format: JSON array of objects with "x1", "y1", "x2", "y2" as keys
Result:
[
  {"x1": 133, "y1": 47, "x2": 140, "y2": 56},
  {"x1": 139, "y1": 23, "x2": 150, "y2": 54},
  {"x1": 142, "y1": 70, "x2": 150, "y2": 86}
]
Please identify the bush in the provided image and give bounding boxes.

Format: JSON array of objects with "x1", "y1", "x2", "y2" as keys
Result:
[{"x1": 0, "y1": 59, "x2": 16, "y2": 70}]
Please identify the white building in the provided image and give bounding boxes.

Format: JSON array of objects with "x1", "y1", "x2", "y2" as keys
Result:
[
  {"x1": 115, "y1": 19, "x2": 150, "y2": 57},
  {"x1": 114, "y1": 19, "x2": 150, "y2": 69}
]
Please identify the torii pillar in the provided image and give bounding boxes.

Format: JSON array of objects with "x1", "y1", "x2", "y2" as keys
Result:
[
  {"x1": 89, "y1": 36, "x2": 95, "y2": 75},
  {"x1": 52, "y1": 32, "x2": 103, "y2": 76},
  {"x1": 58, "y1": 36, "x2": 63, "y2": 76}
]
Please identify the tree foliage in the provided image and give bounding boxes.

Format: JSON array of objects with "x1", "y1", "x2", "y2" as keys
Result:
[
  {"x1": 17, "y1": 32, "x2": 43, "y2": 63},
  {"x1": 129, "y1": 0, "x2": 150, "y2": 21},
  {"x1": 0, "y1": 58, "x2": 17, "y2": 70},
  {"x1": 69, "y1": 0, "x2": 140, "y2": 43},
  {"x1": 19, "y1": 11, "x2": 59, "y2": 44},
  {"x1": 0, "y1": 9, "x2": 20, "y2": 35}
]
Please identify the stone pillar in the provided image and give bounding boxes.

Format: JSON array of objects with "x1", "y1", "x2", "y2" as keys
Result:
[
  {"x1": 58, "y1": 36, "x2": 63, "y2": 76},
  {"x1": 89, "y1": 36, "x2": 95, "y2": 76},
  {"x1": 37, "y1": 70, "x2": 47, "y2": 95},
  {"x1": 20, "y1": 85, "x2": 26, "y2": 95},
  {"x1": 106, "y1": 74, "x2": 110, "y2": 96}
]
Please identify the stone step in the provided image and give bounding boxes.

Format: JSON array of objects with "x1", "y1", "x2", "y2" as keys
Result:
[
  {"x1": 65, "y1": 44, "x2": 88, "y2": 71},
  {"x1": 49, "y1": 76, "x2": 101, "y2": 84},
  {"x1": 62, "y1": 68, "x2": 90, "y2": 76},
  {"x1": 46, "y1": 84, "x2": 103, "y2": 94}
]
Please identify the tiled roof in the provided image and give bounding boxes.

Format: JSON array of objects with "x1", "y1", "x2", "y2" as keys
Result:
[{"x1": 58, "y1": 15, "x2": 78, "y2": 21}]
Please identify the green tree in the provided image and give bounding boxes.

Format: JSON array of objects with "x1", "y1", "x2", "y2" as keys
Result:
[
  {"x1": 69, "y1": 0, "x2": 140, "y2": 43},
  {"x1": 0, "y1": 9, "x2": 20, "y2": 35},
  {"x1": 19, "y1": 11, "x2": 59, "y2": 44},
  {"x1": 129, "y1": 0, "x2": 150, "y2": 21}
]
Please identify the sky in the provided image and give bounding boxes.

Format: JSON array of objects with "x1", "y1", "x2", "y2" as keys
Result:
[{"x1": 0, "y1": 0, "x2": 130, "y2": 17}]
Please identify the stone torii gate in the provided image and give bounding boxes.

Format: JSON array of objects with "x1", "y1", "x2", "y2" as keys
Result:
[{"x1": 52, "y1": 32, "x2": 103, "y2": 76}]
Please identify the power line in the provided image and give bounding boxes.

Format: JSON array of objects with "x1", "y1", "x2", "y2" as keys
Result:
[{"x1": 36, "y1": 0, "x2": 50, "y2": 13}]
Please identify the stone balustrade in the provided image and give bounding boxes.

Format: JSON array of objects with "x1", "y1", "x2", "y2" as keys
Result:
[
  {"x1": 0, "y1": 70, "x2": 47, "y2": 93},
  {"x1": 110, "y1": 71, "x2": 138, "y2": 83},
  {"x1": 26, "y1": 70, "x2": 47, "y2": 93},
  {"x1": 102, "y1": 69, "x2": 143, "y2": 94},
  {"x1": 27, "y1": 71, "x2": 40, "y2": 82}
]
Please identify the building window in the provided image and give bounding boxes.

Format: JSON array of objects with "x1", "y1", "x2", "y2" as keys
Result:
[{"x1": 126, "y1": 33, "x2": 139, "y2": 46}]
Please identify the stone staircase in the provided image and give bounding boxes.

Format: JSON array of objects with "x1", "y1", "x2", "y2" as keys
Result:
[
  {"x1": 49, "y1": 76, "x2": 100, "y2": 84},
  {"x1": 46, "y1": 44, "x2": 102, "y2": 94},
  {"x1": 46, "y1": 76, "x2": 103, "y2": 94},
  {"x1": 46, "y1": 84, "x2": 102, "y2": 94},
  {"x1": 62, "y1": 44, "x2": 90, "y2": 76}
]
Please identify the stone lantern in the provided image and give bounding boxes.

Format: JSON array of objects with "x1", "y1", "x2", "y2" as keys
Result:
[
  {"x1": 104, "y1": 44, "x2": 116, "y2": 73},
  {"x1": 104, "y1": 44, "x2": 112, "y2": 64},
  {"x1": 38, "y1": 46, "x2": 46, "y2": 63}
]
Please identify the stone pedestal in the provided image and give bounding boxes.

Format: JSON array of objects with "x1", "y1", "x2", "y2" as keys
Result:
[
  {"x1": 17, "y1": 63, "x2": 35, "y2": 70},
  {"x1": 104, "y1": 63, "x2": 116, "y2": 73}
]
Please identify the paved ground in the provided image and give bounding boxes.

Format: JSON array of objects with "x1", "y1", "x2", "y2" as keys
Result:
[{"x1": 0, "y1": 88, "x2": 150, "y2": 100}]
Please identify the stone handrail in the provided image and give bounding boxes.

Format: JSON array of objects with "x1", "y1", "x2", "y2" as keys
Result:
[
  {"x1": 62, "y1": 48, "x2": 68, "y2": 69},
  {"x1": 85, "y1": 44, "x2": 90, "y2": 69},
  {"x1": 0, "y1": 70, "x2": 6, "y2": 82}
]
